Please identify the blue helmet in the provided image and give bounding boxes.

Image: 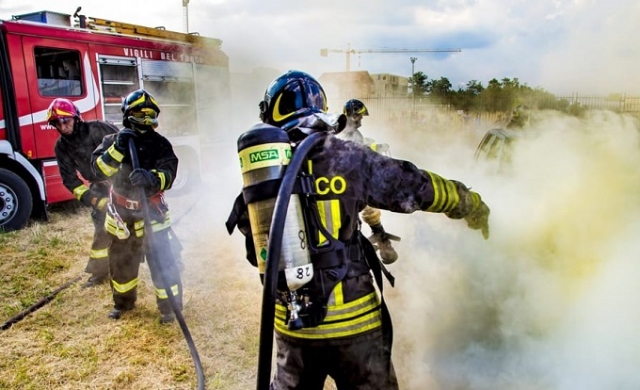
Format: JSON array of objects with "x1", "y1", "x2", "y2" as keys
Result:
[
  {"x1": 343, "y1": 99, "x2": 369, "y2": 117},
  {"x1": 259, "y1": 70, "x2": 328, "y2": 131}
]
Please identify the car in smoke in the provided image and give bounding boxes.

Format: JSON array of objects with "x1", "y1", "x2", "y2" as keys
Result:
[{"x1": 474, "y1": 128, "x2": 520, "y2": 173}]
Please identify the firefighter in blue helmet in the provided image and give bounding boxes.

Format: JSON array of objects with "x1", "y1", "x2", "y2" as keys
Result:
[
  {"x1": 338, "y1": 98, "x2": 399, "y2": 264},
  {"x1": 227, "y1": 70, "x2": 490, "y2": 390},
  {"x1": 91, "y1": 89, "x2": 182, "y2": 324},
  {"x1": 48, "y1": 98, "x2": 119, "y2": 288}
]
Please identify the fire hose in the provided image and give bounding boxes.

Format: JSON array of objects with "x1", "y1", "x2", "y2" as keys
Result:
[
  {"x1": 128, "y1": 138, "x2": 205, "y2": 390},
  {"x1": 1, "y1": 140, "x2": 206, "y2": 389},
  {"x1": 256, "y1": 131, "x2": 326, "y2": 390},
  {"x1": 1, "y1": 274, "x2": 83, "y2": 330},
  {"x1": 1, "y1": 169, "x2": 200, "y2": 332}
]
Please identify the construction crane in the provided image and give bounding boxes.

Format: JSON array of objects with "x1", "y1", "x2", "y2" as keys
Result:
[{"x1": 320, "y1": 44, "x2": 462, "y2": 72}]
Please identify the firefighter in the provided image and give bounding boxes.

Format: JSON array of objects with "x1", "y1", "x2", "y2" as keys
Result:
[
  {"x1": 338, "y1": 98, "x2": 399, "y2": 264},
  {"x1": 506, "y1": 104, "x2": 531, "y2": 129},
  {"x1": 91, "y1": 89, "x2": 182, "y2": 324},
  {"x1": 48, "y1": 98, "x2": 119, "y2": 288},
  {"x1": 227, "y1": 70, "x2": 490, "y2": 390}
]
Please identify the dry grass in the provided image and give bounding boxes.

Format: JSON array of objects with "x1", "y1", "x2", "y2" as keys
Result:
[{"x1": 0, "y1": 194, "x2": 268, "y2": 389}]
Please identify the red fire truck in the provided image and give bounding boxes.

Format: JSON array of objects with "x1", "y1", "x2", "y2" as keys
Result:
[{"x1": 0, "y1": 10, "x2": 230, "y2": 231}]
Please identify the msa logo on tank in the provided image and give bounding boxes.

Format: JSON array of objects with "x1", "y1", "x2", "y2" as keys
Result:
[
  {"x1": 238, "y1": 143, "x2": 291, "y2": 170},
  {"x1": 250, "y1": 148, "x2": 291, "y2": 163}
]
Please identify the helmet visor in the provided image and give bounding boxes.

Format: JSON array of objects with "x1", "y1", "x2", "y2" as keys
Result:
[
  {"x1": 128, "y1": 107, "x2": 159, "y2": 128},
  {"x1": 129, "y1": 107, "x2": 158, "y2": 119}
]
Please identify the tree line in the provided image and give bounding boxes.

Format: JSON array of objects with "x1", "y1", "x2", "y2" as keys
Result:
[{"x1": 408, "y1": 71, "x2": 589, "y2": 116}]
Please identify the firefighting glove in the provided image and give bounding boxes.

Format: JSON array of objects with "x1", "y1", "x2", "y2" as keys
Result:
[
  {"x1": 368, "y1": 223, "x2": 401, "y2": 264},
  {"x1": 113, "y1": 128, "x2": 137, "y2": 155},
  {"x1": 129, "y1": 168, "x2": 159, "y2": 189},
  {"x1": 464, "y1": 199, "x2": 490, "y2": 239}
]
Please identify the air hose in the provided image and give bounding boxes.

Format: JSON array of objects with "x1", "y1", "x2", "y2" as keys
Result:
[
  {"x1": 128, "y1": 139, "x2": 206, "y2": 390},
  {"x1": 256, "y1": 131, "x2": 326, "y2": 390}
]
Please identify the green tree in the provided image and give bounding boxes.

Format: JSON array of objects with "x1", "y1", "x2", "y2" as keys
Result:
[
  {"x1": 408, "y1": 71, "x2": 428, "y2": 97},
  {"x1": 452, "y1": 80, "x2": 484, "y2": 111},
  {"x1": 426, "y1": 77, "x2": 453, "y2": 102}
]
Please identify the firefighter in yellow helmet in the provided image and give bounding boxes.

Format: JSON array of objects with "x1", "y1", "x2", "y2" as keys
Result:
[
  {"x1": 506, "y1": 104, "x2": 531, "y2": 129},
  {"x1": 338, "y1": 99, "x2": 399, "y2": 264},
  {"x1": 91, "y1": 89, "x2": 182, "y2": 324},
  {"x1": 47, "y1": 98, "x2": 119, "y2": 288},
  {"x1": 226, "y1": 70, "x2": 490, "y2": 390}
]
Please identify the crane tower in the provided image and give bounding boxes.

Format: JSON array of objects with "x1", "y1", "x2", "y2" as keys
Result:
[{"x1": 320, "y1": 44, "x2": 462, "y2": 72}]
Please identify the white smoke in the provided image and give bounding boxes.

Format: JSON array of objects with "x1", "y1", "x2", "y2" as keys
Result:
[{"x1": 369, "y1": 110, "x2": 640, "y2": 389}]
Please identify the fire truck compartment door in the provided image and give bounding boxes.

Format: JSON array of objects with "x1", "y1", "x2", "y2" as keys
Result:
[{"x1": 141, "y1": 60, "x2": 193, "y2": 81}]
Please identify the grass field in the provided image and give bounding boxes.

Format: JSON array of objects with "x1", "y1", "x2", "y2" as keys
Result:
[{"x1": 0, "y1": 193, "x2": 268, "y2": 389}]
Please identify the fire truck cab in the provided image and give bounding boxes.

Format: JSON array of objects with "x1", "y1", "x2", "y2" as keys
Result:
[{"x1": 0, "y1": 10, "x2": 230, "y2": 231}]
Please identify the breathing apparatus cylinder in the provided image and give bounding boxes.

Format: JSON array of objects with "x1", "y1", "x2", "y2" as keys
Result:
[{"x1": 237, "y1": 124, "x2": 313, "y2": 292}]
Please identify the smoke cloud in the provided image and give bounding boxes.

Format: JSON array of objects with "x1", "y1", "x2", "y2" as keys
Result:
[{"x1": 369, "y1": 110, "x2": 640, "y2": 389}]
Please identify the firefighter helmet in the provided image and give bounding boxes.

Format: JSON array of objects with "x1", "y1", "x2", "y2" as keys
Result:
[
  {"x1": 259, "y1": 70, "x2": 328, "y2": 131},
  {"x1": 46, "y1": 98, "x2": 82, "y2": 125},
  {"x1": 122, "y1": 89, "x2": 161, "y2": 131},
  {"x1": 506, "y1": 104, "x2": 531, "y2": 129},
  {"x1": 343, "y1": 99, "x2": 369, "y2": 117}
]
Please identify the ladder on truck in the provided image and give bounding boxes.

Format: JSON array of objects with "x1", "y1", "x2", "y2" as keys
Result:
[{"x1": 81, "y1": 16, "x2": 222, "y2": 48}]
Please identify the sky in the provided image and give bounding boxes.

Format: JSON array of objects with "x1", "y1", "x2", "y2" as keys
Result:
[{"x1": 1, "y1": 0, "x2": 639, "y2": 96}]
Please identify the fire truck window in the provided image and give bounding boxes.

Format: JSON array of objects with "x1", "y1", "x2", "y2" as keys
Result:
[
  {"x1": 34, "y1": 47, "x2": 83, "y2": 97},
  {"x1": 144, "y1": 80, "x2": 197, "y2": 137}
]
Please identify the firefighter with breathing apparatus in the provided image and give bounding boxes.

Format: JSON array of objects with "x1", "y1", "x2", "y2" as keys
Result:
[
  {"x1": 48, "y1": 98, "x2": 119, "y2": 288},
  {"x1": 91, "y1": 89, "x2": 182, "y2": 324},
  {"x1": 226, "y1": 70, "x2": 490, "y2": 389},
  {"x1": 337, "y1": 98, "x2": 400, "y2": 264}
]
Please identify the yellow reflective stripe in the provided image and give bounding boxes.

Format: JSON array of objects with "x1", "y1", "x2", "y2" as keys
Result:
[
  {"x1": 105, "y1": 213, "x2": 124, "y2": 235},
  {"x1": 426, "y1": 171, "x2": 460, "y2": 213},
  {"x1": 324, "y1": 292, "x2": 380, "y2": 323},
  {"x1": 152, "y1": 212, "x2": 171, "y2": 232},
  {"x1": 332, "y1": 281, "x2": 344, "y2": 306},
  {"x1": 112, "y1": 277, "x2": 138, "y2": 293},
  {"x1": 133, "y1": 213, "x2": 171, "y2": 237},
  {"x1": 97, "y1": 156, "x2": 118, "y2": 177},
  {"x1": 317, "y1": 201, "x2": 328, "y2": 245},
  {"x1": 72, "y1": 184, "x2": 90, "y2": 201},
  {"x1": 273, "y1": 290, "x2": 382, "y2": 339},
  {"x1": 274, "y1": 306, "x2": 382, "y2": 339},
  {"x1": 134, "y1": 220, "x2": 145, "y2": 237},
  {"x1": 107, "y1": 144, "x2": 124, "y2": 163},
  {"x1": 316, "y1": 200, "x2": 340, "y2": 245},
  {"x1": 369, "y1": 143, "x2": 378, "y2": 151},
  {"x1": 90, "y1": 248, "x2": 109, "y2": 259},
  {"x1": 151, "y1": 169, "x2": 166, "y2": 190},
  {"x1": 470, "y1": 191, "x2": 481, "y2": 209},
  {"x1": 97, "y1": 198, "x2": 108, "y2": 210},
  {"x1": 155, "y1": 284, "x2": 180, "y2": 299}
]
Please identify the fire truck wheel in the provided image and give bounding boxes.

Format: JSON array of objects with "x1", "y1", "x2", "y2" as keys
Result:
[{"x1": 0, "y1": 168, "x2": 33, "y2": 232}]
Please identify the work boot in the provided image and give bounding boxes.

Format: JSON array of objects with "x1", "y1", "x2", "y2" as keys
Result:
[
  {"x1": 108, "y1": 308, "x2": 123, "y2": 320},
  {"x1": 108, "y1": 303, "x2": 134, "y2": 320},
  {"x1": 377, "y1": 239, "x2": 398, "y2": 265},
  {"x1": 159, "y1": 312, "x2": 175, "y2": 324},
  {"x1": 81, "y1": 275, "x2": 107, "y2": 289}
]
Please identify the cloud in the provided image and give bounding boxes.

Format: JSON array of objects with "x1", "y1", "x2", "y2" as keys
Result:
[{"x1": 1, "y1": 0, "x2": 638, "y2": 94}]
